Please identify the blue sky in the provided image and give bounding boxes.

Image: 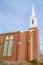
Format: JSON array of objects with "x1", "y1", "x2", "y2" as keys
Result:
[{"x1": 0, "y1": 0, "x2": 43, "y2": 53}]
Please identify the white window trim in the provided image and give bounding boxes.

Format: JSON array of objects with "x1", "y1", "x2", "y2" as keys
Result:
[{"x1": 3, "y1": 36, "x2": 9, "y2": 56}]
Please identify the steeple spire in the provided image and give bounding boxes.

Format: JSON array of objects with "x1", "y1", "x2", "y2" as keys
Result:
[
  {"x1": 32, "y1": 4, "x2": 35, "y2": 16},
  {"x1": 29, "y1": 4, "x2": 38, "y2": 28}
]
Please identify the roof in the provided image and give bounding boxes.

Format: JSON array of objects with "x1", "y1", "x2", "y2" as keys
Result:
[{"x1": 0, "y1": 29, "x2": 34, "y2": 35}]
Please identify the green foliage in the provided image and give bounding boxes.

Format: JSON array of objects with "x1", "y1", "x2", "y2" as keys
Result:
[
  {"x1": 0, "y1": 41, "x2": 1, "y2": 46},
  {"x1": 0, "y1": 55, "x2": 4, "y2": 60},
  {"x1": 41, "y1": 58, "x2": 43, "y2": 61},
  {"x1": 30, "y1": 59, "x2": 38, "y2": 65}
]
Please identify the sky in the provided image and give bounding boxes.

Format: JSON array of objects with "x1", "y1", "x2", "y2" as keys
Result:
[{"x1": 0, "y1": 0, "x2": 43, "y2": 53}]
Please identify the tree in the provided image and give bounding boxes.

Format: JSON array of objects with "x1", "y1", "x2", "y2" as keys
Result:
[
  {"x1": 30, "y1": 59, "x2": 38, "y2": 65},
  {"x1": 0, "y1": 41, "x2": 4, "y2": 65}
]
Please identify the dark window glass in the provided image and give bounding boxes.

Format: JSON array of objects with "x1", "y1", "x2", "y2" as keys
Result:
[{"x1": 32, "y1": 19, "x2": 34, "y2": 24}]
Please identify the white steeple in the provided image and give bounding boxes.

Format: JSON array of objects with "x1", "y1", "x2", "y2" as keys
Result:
[
  {"x1": 30, "y1": 4, "x2": 37, "y2": 28},
  {"x1": 32, "y1": 4, "x2": 35, "y2": 16}
]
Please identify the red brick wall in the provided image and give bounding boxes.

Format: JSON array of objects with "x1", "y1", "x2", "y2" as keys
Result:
[
  {"x1": 0, "y1": 27, "x2": 39, "y2": 62},
  {"x1": 17, "y1": 32, "x2": 27, "y2": 61},
  {"x1": 32, "y1": 28, "x2": 39, "y2": 60},
  {"x1": 29, "y1": 27, "x2": 40, "y2": 60},
  {"x1": 1, "y1": 32, "x2": 20, "y2": 62}
]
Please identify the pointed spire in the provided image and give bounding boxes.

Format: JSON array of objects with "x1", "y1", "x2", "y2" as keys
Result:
[{"x1": 32, "y1": 4, "x2": 35, "y2": 16}]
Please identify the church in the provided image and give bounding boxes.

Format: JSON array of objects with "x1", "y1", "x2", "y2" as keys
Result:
[{"x1": 0, "y1": 4, "x2": 40, "y2": 62}]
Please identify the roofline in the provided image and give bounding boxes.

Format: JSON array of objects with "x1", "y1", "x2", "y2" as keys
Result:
[{"x1": 0, "y1": 29, "x2": 34, "y2": 35}]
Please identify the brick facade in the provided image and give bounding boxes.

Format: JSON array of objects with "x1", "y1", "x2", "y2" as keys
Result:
[{"x1": 0, "y1": 27, "x2": 40, "y2": 62}]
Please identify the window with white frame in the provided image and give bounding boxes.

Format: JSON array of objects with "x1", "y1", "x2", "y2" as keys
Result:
[
  {"x1": 8, "y1": 36, "x2": 13, "y2": 56},
  {"x1": 3, "y1": 36, "x2": 9, "y2": 56}
]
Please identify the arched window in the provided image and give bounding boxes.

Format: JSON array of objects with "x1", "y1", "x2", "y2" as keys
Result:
[
  {"x1": 8, "y1": 36, "x2": 13, "y2": 56},
  {"x1": 32, "y1": 19, "x2": 34, "y2": 24},
  {"x1": 3, "y1": 36, "x2": 9, "y2": 56}
]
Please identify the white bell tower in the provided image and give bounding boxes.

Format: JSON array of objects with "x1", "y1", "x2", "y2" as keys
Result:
[{"x1": 30, "y1": 4, "x2": 37, "y2": 28}]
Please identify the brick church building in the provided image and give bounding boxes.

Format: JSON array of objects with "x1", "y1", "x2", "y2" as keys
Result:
[{"x1": 0, "y1": 4, "x2": 40, "y2": 62}]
